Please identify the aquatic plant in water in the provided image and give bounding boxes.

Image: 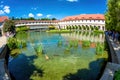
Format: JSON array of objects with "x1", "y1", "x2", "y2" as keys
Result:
[
  {"x1": 96, "y1": 43, "x2": 104, "y2": 55},
  {"x1": 73, "y1": 40, "x2": 79, "y2": 47},
  {"x1": 34, "y1": 45, "x2": 43, "y2": 54},
  {"x1": 65, "y1": 45, "x2": 71, "y2": 52},
  {"x1": 57, "y1": 40, "x2": 62, "y2": 46},
  {"x1": 82, "y1": 40, "x2": 90, "y2": 47},
  {"x1": 7, "y1": 37, "x2": 27, "y2": 50}
]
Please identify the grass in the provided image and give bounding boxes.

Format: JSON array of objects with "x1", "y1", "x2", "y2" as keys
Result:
[{"x1": 46, "y1": 29, "x2": 72, "y2": 33}]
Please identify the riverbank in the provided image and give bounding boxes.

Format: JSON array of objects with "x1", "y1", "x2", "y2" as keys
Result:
[
  {"x1": 0, "y1": 36, "x2": 7, "y2": 54},
  {"x1": 0, "y1": 35, "x2": 14, "y2": 80},
  {"x1": 100, "y1": 34, "x2": 120, "y2": 80}
]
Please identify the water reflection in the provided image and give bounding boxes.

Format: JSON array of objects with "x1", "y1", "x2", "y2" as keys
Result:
[
  {"x1": 61, "y1": 31, "x2": 104, "y2": 43},
  {"x1": 9, "y1": 31, "x2": 106, "y2": 80}
]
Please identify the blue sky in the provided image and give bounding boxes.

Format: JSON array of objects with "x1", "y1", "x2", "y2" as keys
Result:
[{"x1": 0, "y1": 0, "x2": 107, "y2": 19}]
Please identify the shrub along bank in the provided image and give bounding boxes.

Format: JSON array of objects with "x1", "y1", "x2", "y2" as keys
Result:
[{"x1": 16, "y1": 26, "x2": 30, "y2": 32}]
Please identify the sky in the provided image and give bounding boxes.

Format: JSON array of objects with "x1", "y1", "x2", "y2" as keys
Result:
[{"x1": 0, "y1": 0, "x2": 107, "y2": 19}]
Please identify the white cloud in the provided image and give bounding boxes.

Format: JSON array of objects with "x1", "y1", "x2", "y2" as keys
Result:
[
  {"x1": 0, "y1": 5, "x2": 10, "y2": 15},
  {"x1": 66, "y1": 0, "x2": 78, "y2": 2},
  {"x1": 3, "y1": 6, "x2": 10, "y2": 14},
  {"x1": 46, "y1": 14, "x2": 52, "y2": 18},
  {"x1": 28, "y1": 13, "x2": 34, "y2": 17},
  {"x1": 37, "y1": 13, "x2": 43, "y2": 17},
  {"x1": 0, "y1": 10, "x2": 4, "y2": 15}
]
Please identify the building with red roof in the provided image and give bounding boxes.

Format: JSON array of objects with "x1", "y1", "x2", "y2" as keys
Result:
[
  {"x1": 15, "y1": 14, "x2": 105, "y2": 31},
  {"x1": 0, "y1": 16, "x2": 9, "y2": 36},
  {"x1": 59, "y1": 14, "x2": 105, "y2": 30}
]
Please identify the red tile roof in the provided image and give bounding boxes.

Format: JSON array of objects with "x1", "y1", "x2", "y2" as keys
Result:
[
  {"x1": 0, "y1": 16, "x2": 9, "y2": 22},
  {"x1": 62, "y1": 14, "x2": 105, "y2": 21}
]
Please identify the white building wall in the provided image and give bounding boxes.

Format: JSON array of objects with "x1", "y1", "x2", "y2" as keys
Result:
[
  {"x1": 58, "y1": 19, "x2": 105, "y2": 30},
  {"x1": 15, "y1": 19, "x2": 105, "y2": 31}
]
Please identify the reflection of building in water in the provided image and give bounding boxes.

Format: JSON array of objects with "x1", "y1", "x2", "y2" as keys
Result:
[
  {"x1": 15, "y1": 14, "x2": 105, "y2": 31},
  {"x1": 61, "y1": 31, "x2": 105, "y2": 43}
]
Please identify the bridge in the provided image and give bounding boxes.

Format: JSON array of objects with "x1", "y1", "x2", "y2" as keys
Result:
[{"x1": 15, "y1": 20, "x2": 59, "y2": 30}]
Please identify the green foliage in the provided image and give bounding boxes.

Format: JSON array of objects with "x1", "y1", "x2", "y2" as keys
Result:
[
  {"x1": 69, "y1": 40, "x2": 73, "y2": 47},
  {"x1": 82, "y1": 40, "x2": 90, "y2": 47},
  {"x1": 74, "y1": 40, "x2": 79, "y2": 47},
  {"x1": 75, "y1": 25, "x2": 78, "y2": 29},
  {"x1": 7, "y1": 37, "x2": 17, "y2": 50},
  {"x1": 34, "y1": 45, "x2": 43, "y2": 54},
  {"x1": 66, "y1": 26, "x2": 69, "y2": 30},
  {"x1": 58, "y1": 40, "x2": 63, "y2": 46},
  {"x1": 90, "y1": 26, "x2": 94, "y2": 30},
  {"x1": 96, "y1": 43, "x2": 104, "y2": 55},
  {"x1": 15, "y1": 31, "x2": 27, "y2": 40},
  {"x1": 82, "y1": 25, "x2": 86, "y2": 30},
  {"x1": 28, "y1": 17, "x2": 35, "y2": 20},
  {"x1": 16, "y1": 26, "x2": 30, "y2": 32},
  {"x1": 48, "y1": 25, "x2": 56, "y2": 30},
  {"x1": 86, "y1": 25, "x2": 89, "y2": 30},
  {"x1": 65, "y1": 45, "x2": 71, "y2": 52},
  {"x1": 7, "y1": 37, "x2": 27, "y2": 50},
  {"x1": 95, "y1": 26, "x2": 99, "y2": 30},
  {"x1": 41, "y1": 18, "x2": 51, "y2": 20},
  {"x1": 114, "y1": 69, "x2": 120, "y2": 80},
  {"x1": 10, "y1": 49, "x2": 21, "y2": 57},
  {"x1": 105, "y1": 0, "x2": 120, "y2": 32},
  {"x1": 3, "y1": 20, "x2": 15, "y2": 32},
  {"x1": 51, "y1": 18, "x2": 57, "y2": 20},
  {"x1": 79, "y1": 26, "x2": 82, "y2": 30},
  {"x1": 69, "y1": 40, "x2": 78, "y2": 47}
]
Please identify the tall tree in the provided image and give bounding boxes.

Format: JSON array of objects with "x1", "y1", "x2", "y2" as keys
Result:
[
  {"x1": 105, "y1": 0, "x2": 120, "y2": 32},
  {"x1": 52, "y1": 18, "x2": 57, "y2": 20},
  {"x1": 3, "y1": 20, "x2": 15, "y2": 33}
]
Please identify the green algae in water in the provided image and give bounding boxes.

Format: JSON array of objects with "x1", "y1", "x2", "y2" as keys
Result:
[{"x1": 8, "y1": 31, "x2": 108, "y2": 80}]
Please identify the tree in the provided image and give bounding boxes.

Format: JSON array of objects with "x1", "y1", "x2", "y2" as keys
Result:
[
  {"x1": 52, "y1": 18, "x2": 57, "y2": 20},
  {"x1": 105, "y1": 0, "x2": 120, "y2": 32},
  {"x1": 27, "y1": 17, "x2": 35, "y2": 20},
  {"x1": 41, "y1": 18, "x2": 50, "y2": 20},
  {"x1": 3, "y1": 20, "x2": 15, "y2": 33}
]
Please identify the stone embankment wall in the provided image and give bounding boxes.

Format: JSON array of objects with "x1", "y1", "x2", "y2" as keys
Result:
[
  {"x1": 100, "y1": 34, "x2": 120, "y2": 80},
  {"x1": 0, "y1": 45, "x2": 12, "y2": 80}
]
